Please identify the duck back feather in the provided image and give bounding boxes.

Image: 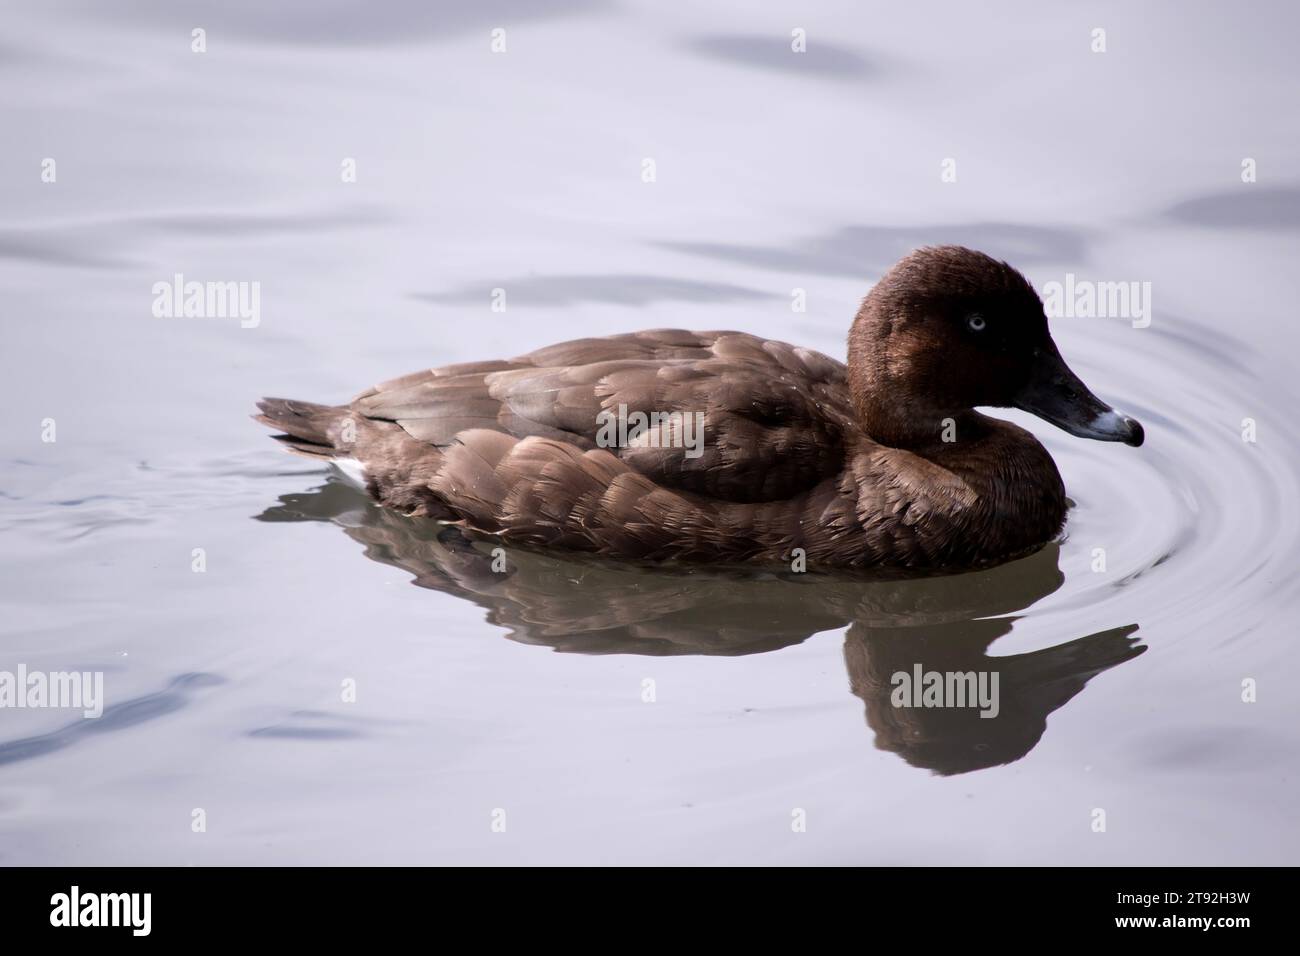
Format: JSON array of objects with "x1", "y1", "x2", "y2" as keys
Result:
[{"x1": 257, "y1": 328, "x2": 1065, "y2": 570}]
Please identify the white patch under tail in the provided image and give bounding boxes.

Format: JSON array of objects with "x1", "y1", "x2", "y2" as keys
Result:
[{"x1": 332, "y1": 458, "x2": 368, "y2": 488}]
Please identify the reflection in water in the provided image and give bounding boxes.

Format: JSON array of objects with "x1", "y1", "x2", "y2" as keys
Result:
[
  {"x1": 0, "y1": 674, "x2": 225, "y2": 768},
  {"x1": 656, "y1": 221, "x2": 1089, "y2": 279},
  {"x1": 846, "y1": 622, "x2": 1141, "y2": 775},
  {"x1": 0, "y1": 206, "x2": 389, "y2": 271},
  {"x1": 685, "y1": 34, "x2": 877, "y2": 79},
  {"x1": 61, "y1": 0, "x2": 613, "y2": 47},
  {"x1": 259, "y1": 479, "x2": 1145, "y2": 775},
  {"x1": 1163, "y1": 185, "x2": 1300, "y2": 229},
  {"x1": 416, "y1": 274, "x2": 774, "y2": 307}
]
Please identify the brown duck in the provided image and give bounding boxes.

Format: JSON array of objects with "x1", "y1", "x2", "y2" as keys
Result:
[{"x1": 255, "y1": 246, "x2": 1143, "y2": 571}]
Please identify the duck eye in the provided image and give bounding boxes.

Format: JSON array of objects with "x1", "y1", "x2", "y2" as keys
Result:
[{"x1": 967, "y1": 314, "x2": 987, "y2": 332}]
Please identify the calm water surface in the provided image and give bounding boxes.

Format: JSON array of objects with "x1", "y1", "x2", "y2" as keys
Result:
[{"x1": 2, "y1": 2, "x2": 1299, "y2": 864}]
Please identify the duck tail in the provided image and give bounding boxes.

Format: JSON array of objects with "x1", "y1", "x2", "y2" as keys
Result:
[{"x1": 254, "y1": 398, "x2": 347, "y2": 460}]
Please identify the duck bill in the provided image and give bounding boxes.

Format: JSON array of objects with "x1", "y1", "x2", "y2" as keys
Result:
[{"x1": 1013, "y1": 345, "x2": 1144, "y2": 447}]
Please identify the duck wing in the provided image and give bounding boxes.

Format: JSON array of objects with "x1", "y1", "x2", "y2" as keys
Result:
[{"x1": 351, "y1": 328, "x2": 853, "y2": 504}]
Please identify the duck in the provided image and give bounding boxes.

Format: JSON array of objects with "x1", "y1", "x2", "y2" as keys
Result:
[{"x1": 255, "y1": 245, "x2": 1143, "y2": 571}]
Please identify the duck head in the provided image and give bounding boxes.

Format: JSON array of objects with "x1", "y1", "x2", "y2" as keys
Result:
[{"x1": 848, "y1": 245, "x2": 1143, "y2": 449}]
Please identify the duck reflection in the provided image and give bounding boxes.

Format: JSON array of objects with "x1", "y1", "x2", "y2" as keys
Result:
[{"x1": 258, "y1": 479, "x2": 1144, "y2": 775}]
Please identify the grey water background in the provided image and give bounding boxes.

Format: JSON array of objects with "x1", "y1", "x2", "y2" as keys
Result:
[{"x1": 2, "y1": 1, "x2": 1299, "y2": 864}]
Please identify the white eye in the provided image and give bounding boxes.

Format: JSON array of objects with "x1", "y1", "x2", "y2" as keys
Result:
[{"x1": 967, "y1": 314, "x2": 987, "y2": 331}]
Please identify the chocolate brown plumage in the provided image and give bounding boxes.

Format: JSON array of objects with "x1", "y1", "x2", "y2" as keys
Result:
[{"x1": 255, "y1": 246, "x2": 1143, "y2": 571}]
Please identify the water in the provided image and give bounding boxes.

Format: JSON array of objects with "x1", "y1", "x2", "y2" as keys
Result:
[{"x1": 2, "y1": 1, "x2": 1299, "y2": 864}]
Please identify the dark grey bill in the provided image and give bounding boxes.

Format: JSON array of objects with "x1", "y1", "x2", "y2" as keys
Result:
[{"x1": 1012, "y1": 345, "x2": 1144, "y2": 447}]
